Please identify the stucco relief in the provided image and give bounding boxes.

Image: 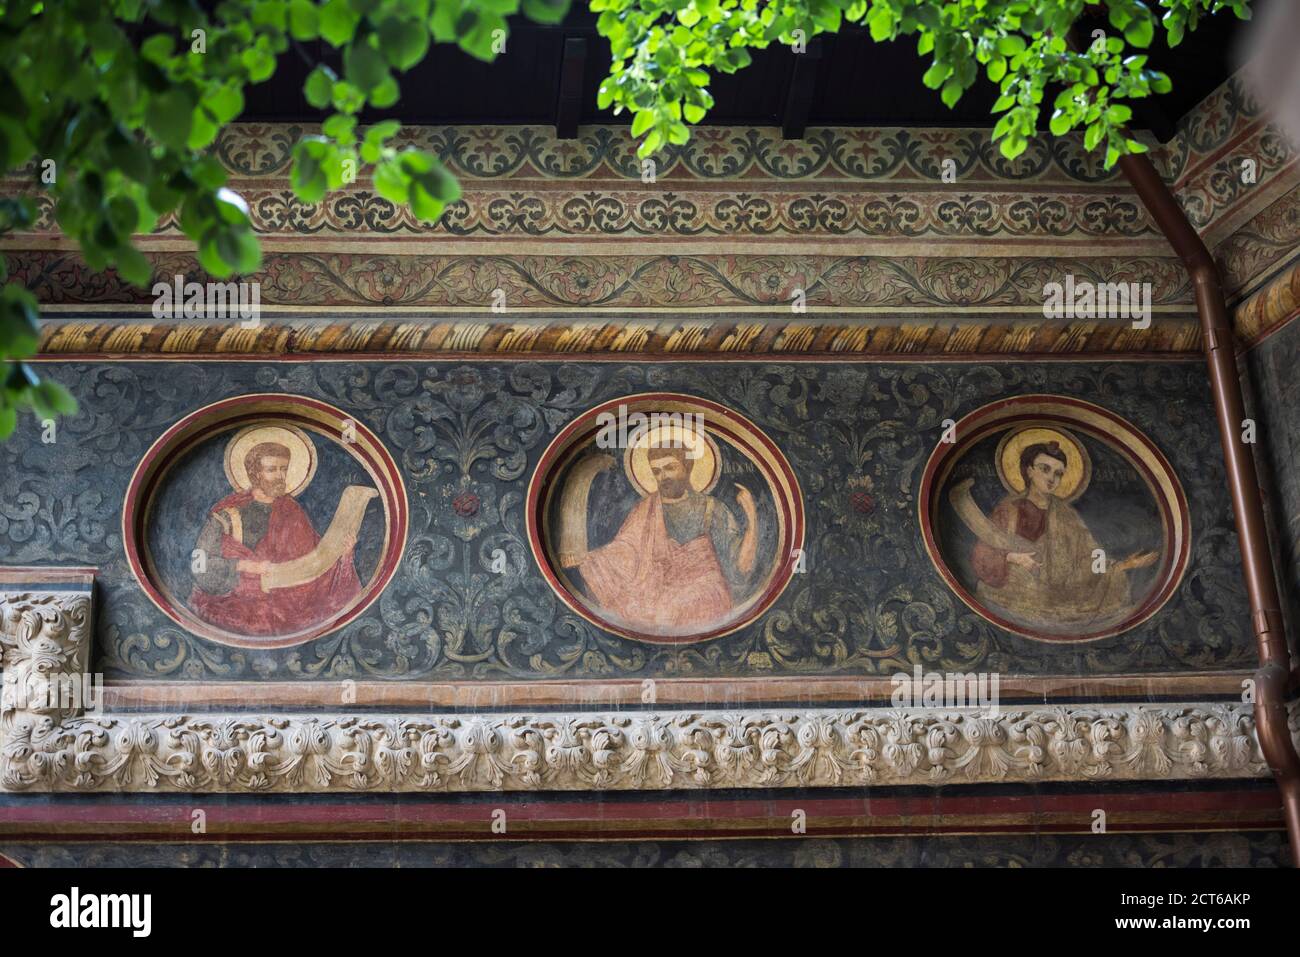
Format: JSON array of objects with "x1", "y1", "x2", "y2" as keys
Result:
[
  {"x1": 3, "y1": 702, "x2": 1285, "y2": 794},
  {"x1": 0, "y1": 581, "x2": 1291, "y2": 793}
]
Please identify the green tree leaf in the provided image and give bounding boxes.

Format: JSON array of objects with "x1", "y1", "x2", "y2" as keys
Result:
[
  {"x1": 320, "y1": 0, "x2": 362, "y2": 47},
  {"x1": 146, "y1": 88, "x2": 196, "y2": 150},
  {"x1": 305, "y1": 66, "x2": 338, "y2": 109}
]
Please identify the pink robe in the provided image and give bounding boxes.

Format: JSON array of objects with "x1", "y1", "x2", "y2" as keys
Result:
[{"x1": 579, "y1": 493, "x2": 733, "y2": 634}]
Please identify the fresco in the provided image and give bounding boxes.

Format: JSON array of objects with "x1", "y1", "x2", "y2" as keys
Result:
[
  {"x1": 923, "y1": 396, "x2": 1190, "y2": 642},
  {"x1": 529, "y1": 395, "x2": 803, "y2": 643},
  {"x1": 0, "y1": 362, "x2": 1247, "y2": 679},
  {"x1": 125, "y1": 395, "x2": 407, "y2": 648}
]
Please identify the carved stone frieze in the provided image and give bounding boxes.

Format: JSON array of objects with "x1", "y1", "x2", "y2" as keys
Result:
[
  {"x1": 1, "y1": 589, "x2": 95, "y2": 790},
  {"x1": 0, "y1": 592, "x2": 93, "y2": 721},
  {"x1": 1, "y1": 580, "x2": 1288, "y2": 794},
  {"x1": 1, "y1": 701, "x2": 1289, "y2": 793}
]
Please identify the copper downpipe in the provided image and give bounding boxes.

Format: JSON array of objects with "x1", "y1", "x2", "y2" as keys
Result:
[{"x1": 1116, "y1": 152, "x2": 1300, "y2": 860}]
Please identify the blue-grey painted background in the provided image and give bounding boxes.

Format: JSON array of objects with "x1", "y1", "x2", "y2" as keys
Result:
[
  {"x1": 0, "y1": 830, "x2": 1286, "y2": 867},
  {"x1": 1247, "y1": 317, "x2": 1300, "y2": 644},
  {"x1": 0, "y1": 359, "x2": 1253, "y2": 681}
]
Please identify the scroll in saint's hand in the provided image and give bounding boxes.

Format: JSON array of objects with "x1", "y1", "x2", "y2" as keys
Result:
[
  {"x1": 557, "y1": 454, "x2": 614, "y2": 568},
  {"x1": 260, "y1": 485, "x2": 378, "y2": 592},
  {"x1": 948, "y1": 478, "x2": 1037, "y2": 552}
]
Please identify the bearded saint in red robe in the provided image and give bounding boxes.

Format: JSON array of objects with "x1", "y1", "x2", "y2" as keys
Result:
[{"x1": 190, "y1": 441, "x2": 361, "y2": 635}]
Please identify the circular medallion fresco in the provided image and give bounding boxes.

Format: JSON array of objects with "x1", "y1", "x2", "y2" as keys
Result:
[
  {"x1": 919, "y1": 395, "x2": 1190, "y2": 643},
  {"x1": 123, "y1": 395, "x2": 407, "y2": 648},
  {"x1": 527, "y1": 394, "x2": 804, "y2": 644}
]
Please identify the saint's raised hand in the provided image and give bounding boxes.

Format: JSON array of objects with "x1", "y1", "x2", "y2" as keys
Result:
[
  {"x1": 1116, "y1": 549, "x2": 1160, "y2": 572},
  {"x1": 734, "y1": 483, "x2": 757, "y2": 517}
]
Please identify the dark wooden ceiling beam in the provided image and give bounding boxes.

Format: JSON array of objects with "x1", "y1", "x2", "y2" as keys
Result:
[
  {"x1": 781, "y1": 38, "x2": 824, "y2": 139},
  {"x1": 555, "y1": 36, "x2": 588, "y2": 139},
  {"x1": 1131, "y1": 96, "x2": 1180, "y2": 144}
]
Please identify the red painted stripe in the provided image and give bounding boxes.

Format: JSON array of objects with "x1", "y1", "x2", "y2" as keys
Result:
[
  {"x1": 1, "y1": 788, "x2": 1280, "y2": 828},
  {"x1": 1, "y1": 819, "x2": 1281, "y2": 845}
]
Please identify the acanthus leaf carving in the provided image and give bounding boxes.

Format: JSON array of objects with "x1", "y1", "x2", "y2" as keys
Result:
[{"x1": 2, "y1": 702, "x2": 1289, "y2": 794}]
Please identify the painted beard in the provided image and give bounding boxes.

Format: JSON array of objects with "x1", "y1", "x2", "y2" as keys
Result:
[
  {"x1": 256, "y1": 477, "x2": 287, "y2": 498},
  {"x1": 658, "y1": 476, "x2": 687, "y2": 500}
]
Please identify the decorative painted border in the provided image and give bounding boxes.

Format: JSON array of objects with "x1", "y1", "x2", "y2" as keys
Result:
[
  {"x1": 121, "y1": 394, "x2": 409, "y2": 649},
  {"x1": 0, "y1": 121, "x2": 1165, "y2": 276},
  {"x1": 26, "y1": 314, "x2": 1208, "y2": 358},
  {"x1": 85, "y1": 671, "x2": 1263, "y2": 710},
  {"x1": 919, "y1": 396, "x2": 1191, "y2": 643},
  {"x1": 1218, "y1": 183, "x2": 1300, "y2": 298},
  {"x1": 1152, "y1": 70, "x2": 1298, "y2": 235},
  {"x1": 0, "y1": 74, "x2": 1285, "y2": 251},
  {"x1": 211, "y1": 125, "x2": 1124, "y2": 184},
  {"x1": 1, "y1": 71, "x2": 1294, "y2": 355},
  {"x1": 526, "y1": 393, "x2": 805, "y2": 645},
  {"x1": 12, "y1": 125, "x2": 1126, "y2": 188},
  {"x1": 1237, "y1": 257, "x2": 1300, "y2": 346},
  {"x1": 12, "y1": 186, "x2": 1163, "y2": 249},
  {"x1": 1219, "y1": 183, "x2": 1300, "y2": 345},
  {"x1": 12, "y1": 251, "x2": 1195, "y2": 311},
  {"x1": 11, "y1": 245, "x2": 1204, "y2": 357}
]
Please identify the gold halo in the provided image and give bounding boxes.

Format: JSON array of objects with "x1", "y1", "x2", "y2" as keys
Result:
[
  {"x1": 996, "y1": 426, "x2": 1091, "y2": 503},
  {"x1": 223, "y1": 424, "x2": 318, "y2": 496},
  {"x1": 625, "y1": 424, "x2": 721, "y2": 496}
]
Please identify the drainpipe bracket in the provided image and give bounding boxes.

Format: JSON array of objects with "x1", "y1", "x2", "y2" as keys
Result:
[{"x1": 1204, "y1": 325, "x2": 1230, "y2": 354}]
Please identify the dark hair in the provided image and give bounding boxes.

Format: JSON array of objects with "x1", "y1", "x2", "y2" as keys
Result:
[
  {"x1": 646, "y1": 444, "x2": 690, "y2": 469},
  {"x1": 1020, "y1": 440, "x2": 1067, "y2": 480},
  {"x1": 245, "y1": 441, "x2": 291, "y2": 484}
]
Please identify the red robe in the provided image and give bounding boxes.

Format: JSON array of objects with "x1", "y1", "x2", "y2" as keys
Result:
[
  {"x1": 190, "y1": 491, "x2": 362, "y2": 636},
  {"x1": 578, "y1": 493, "x2": 733, "y2": 635},
  {"x1": 971, "y1": 498, "x2": 1047, "y2": 587}
]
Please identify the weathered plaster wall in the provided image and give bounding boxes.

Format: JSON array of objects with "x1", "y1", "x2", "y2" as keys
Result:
[
  {"x1": 1246, "y1": 316, "x2": 1300, "y2": 641},
  {"x1": 1, "y1": 831, "x2": 1287, "y2": 868}
]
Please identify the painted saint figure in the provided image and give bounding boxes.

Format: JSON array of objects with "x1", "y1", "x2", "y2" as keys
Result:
[
  {"x1": 559, "y1": 435, "x2": 758, "y2": 635},
  {"x1": 952, "y1": 430, "x2": 1160, "y2": 632},
  {"x1": 190, "y1": 426, "x2": 371, "y2": 636}
]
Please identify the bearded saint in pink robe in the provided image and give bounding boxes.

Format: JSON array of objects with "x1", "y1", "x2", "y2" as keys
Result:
[{"x1": 567, "y1": 445, "x2": 758, "y2": 635}]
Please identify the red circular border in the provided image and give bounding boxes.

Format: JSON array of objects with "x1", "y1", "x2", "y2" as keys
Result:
[
  {"x1": 918, "y1": 395, "x2": 1191, "y2": 643},
  {"x1": 122, "y1": 394, "x2": 408, "y2": 649},
  {"x1": 526, "y1": 393, "x2": 805, "y2": 645}
]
